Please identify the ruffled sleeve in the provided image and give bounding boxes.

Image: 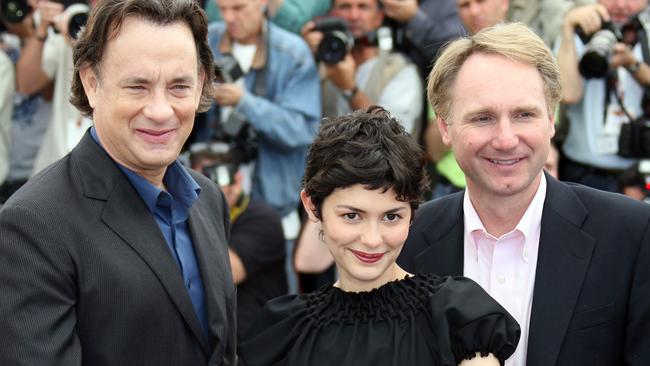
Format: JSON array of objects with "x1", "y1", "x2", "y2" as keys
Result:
[
  {"x1": 427, "y1": 276, "x2": 521, "y2": 365},
  {"x1": 238, "y1": 294, "x2": 311, "y2": 366}
]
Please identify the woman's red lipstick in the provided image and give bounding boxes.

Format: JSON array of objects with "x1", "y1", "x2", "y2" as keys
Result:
[{"x1": 350, "y1": 249, "x2": 384, "y2": 264}]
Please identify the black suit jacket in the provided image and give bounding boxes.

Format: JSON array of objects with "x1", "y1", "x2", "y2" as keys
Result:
[
  {"x1": 0, "y1": 132, "x2": 237, "y2": 365},
  {"x1": 398, "y1": 174, "x2": 650, "y2": 366}
]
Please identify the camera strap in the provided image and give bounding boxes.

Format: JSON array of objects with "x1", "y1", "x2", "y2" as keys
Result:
[{"x1": 250, "y1": 18, "x2": 271, "y2": 98}]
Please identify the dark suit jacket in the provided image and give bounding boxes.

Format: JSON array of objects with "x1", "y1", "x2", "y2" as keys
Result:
[
  {"x1": 398, "y1": 174, "x2": 650, "y2": 366},
  {"x1": 0, "y1": 132, "x2": 237, "y2": 365}
]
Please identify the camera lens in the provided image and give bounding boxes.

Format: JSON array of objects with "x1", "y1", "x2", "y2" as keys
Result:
[
  {"x1": 0, "y1": 0, "x2": 31, "y2": 23},
  {"x1": 317, "y1": 31, "x2": 349, "y2": 65},
  {"x1": 579, "y1": 29, "x2": 618, "y2": 79},
  {"x1": 64, "y1": 3, "x2": 89, "y2": 40}
]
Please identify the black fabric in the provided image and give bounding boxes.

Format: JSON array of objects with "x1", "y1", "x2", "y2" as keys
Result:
[
  {"x1": 239, "y1": 274, "x2": 520, "y2": 366},
  {"x1": 230, "y1": 199, "x2": 287, "y2": 340}
]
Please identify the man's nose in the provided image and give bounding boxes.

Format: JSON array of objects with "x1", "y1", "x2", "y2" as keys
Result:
[
  {"x1": 491, "y1": 119, "x2": 519, "y2": 150},
  {"x1": 469, "y1": 1, "x2": 481, "y2": 16},
  {"x1": 143, "y1": 89, "x2": 174, "y2": 123}
]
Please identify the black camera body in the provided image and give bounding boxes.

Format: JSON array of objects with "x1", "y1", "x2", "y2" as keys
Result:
[
  {"x1": 313, "y1": 16, "x2": 354, "y2": 65},
  {"x1": 211, "y1": 55, "x2": 258, "y2": 163},
  {"x1": 619, "y1": 89, "x2": 650, "y2": 158},
  {"x1": 214, "y1": 54, "x2": 244, "y2": 84}
]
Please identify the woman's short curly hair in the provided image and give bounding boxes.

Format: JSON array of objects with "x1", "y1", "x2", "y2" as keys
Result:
[{"x1": 303, "y1": 106, "x2": 430, "y2": 219}]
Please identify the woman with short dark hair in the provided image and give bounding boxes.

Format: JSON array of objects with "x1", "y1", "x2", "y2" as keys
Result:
[{"x1": 239, "y1": 106, "x2": 520, "y2": 366}]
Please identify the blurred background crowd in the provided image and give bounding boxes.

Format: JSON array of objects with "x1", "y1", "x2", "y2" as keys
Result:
[{"x1": 2, "y1": 0, "x2": 650, "y2": 340}]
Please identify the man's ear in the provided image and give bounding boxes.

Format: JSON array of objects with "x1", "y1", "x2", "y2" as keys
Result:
[
  {"x1": 437, "y1": 116, "x2": 452, "y2": 145},
  {"x1": 300, "y1": 190, "x2": 320, "y2": 223},
  {"x1": 196, "y1": 68, "x2": 206, "y2": 109},
  {"x1": 79, "y1": 65, "x2": 99, "y2": 110},
  {"x1": 549, "y1": 111, "x2": 556, "y2": 139}
]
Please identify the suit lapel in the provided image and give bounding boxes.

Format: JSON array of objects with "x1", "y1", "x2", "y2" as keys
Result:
[
  {"x1": 526, "y1": 175, "x2": 596, "y2": 366},
  {"x1": 414, "y1": 193, "x2": 465, "y2": 276},
  {"x1": 73, "y1": 132, "x2": 209, "y2": 353},
  {"x1": 187, "y1": 196, "x2": 229, "y2": 351}
]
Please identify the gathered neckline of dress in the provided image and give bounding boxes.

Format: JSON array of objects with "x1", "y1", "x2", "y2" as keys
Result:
[{"x1": 302, "y1": 274, "x2": 443, "y2": 325}]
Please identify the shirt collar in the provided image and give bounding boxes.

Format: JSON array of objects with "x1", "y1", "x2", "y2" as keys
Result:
[
  {"x1": 219, "y1": 18, "x2": 268, "y2": 69},
  {"x1": 89, "y1": 126, "x2": 201, "y2": 213},
  {"x1": 463, "y1": 173, "x2": 547, "y2": 259},
  {"x1": 514, "y1": 173, "x2": 547, "y2": 240}
]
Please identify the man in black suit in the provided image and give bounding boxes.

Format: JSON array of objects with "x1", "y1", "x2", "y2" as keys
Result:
[
  {"x1": 398, "y1": 23, "x2": 650, "y2": 366},
  {"x1": 0, "y1": 0, "x2": 236, "y2": 364}
]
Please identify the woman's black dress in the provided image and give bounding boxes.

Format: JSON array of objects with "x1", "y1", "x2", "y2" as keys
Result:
[{"x1": 239, "y1": 274, "x2": 520, "y2": 366}]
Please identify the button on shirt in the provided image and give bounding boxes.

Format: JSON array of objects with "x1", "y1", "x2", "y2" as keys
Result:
[
  {"x1": 463, "y1": 174, "x2": 547, "y2": 366},
  {"x1": 90, "y1": 128, "x2": 209, "y2": 338}
]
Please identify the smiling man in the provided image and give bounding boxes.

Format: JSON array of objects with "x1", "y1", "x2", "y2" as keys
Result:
[
  {"x1": 0, "y1": 0, "x2": 236, "y2": 364},
  {"x1": 399, "y1": 23, "x2": 650, "y2": 366}
]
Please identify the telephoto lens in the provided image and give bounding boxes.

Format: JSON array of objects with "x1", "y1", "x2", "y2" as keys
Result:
[{"x1": 0, "y1": 0, "x2": 31, "y2": 24}]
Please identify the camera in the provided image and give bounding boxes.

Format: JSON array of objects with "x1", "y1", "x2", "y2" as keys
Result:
[
  {"x1": 312, "y1": 16, "x2": 394, "y2": 65},
  {"x1": 211, "y1": 54, "x2": 257, "y2": 163},
  {"x1": 0, "y1": 0, "x2": 30, "y2": 24},
  {"x1": 4, "y1": 0, "x2": 89, "y2": 40},
  {"x1": 313, "y1": 16, "x2": 354, "y2": 65},
  {"x1": 203, "y1": 162, "x2": 238, "y2": 188},
  {"x1": 578, "y1": 18, "x2": 641, "y2": 79},
  {"x1": 189, "y1": 142, "x2": 239, "y2": 187},
  {"x1": 62, "y1": 2, "x2": 88, "y2": 40},
  {"x1": 214, "y1": 54, "x2": 244, "y2": 84},
  {"x1": 216, "y1": 112, "x2": 259, "y2": 164},
  {"x1": 618, "y1": 88, "x2": 650, "y2": 159},
  {"x1": 578, "y1": 22, "x2": 623, "y2": 79}
]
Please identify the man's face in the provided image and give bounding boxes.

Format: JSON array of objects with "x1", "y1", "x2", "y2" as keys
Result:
[
  {"x1": 439, "y1": 53, "x2": 555, "y2": 201},
  {"x1": 330, "y1": 0, "x2": 384, "y2": 39},
  {"x1": 80, "y1": 17, "x2": 204, "y2": 184},
  {"x1": 217, "y1": 0, "x2": 267, "y2": 45},
  {"x1": 457, "y1": 0, "x2": 508, "y2": 34},
  {"x1": 600, "y1": 0, "x2": 648, "y2": 25}
]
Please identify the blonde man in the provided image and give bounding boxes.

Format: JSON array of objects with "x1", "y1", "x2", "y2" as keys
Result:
[{"x1": 400, "y1": 23, "x2": 650, "y2": 366}]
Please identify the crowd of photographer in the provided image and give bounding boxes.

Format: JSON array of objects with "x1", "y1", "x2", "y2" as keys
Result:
[
  {"x1": 0, "y1": 0, "x2": 91, "y2": 200},
  {"x1": 2, "y1": 0, "x2": 650, "y2": 340}
]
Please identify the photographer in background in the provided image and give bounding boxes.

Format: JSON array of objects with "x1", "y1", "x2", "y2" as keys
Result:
[
  {"x1": 0, "y1": 12, "x2": 52, "y2": 203},
  {"x1": 301, "y1": 0, "x2": 422, "y2": 139},
  {"x1": 13, "y1": 0, "x2": 92, "y2": 176},
  {"x1": 206, "y1": 0, "x2": 320, "y2": 293},
  {"x1": 382, "y1": 0, "x2": 464, "y2": 77},
  {"x1": 556, "y1": 0, "x2": 650, "y2": 192},
  {"x1": 190, "y1": 144, "x2": 287, "y2": 341}
]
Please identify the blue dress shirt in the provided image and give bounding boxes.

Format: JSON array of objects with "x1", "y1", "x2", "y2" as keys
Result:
[{"x1": 90, "y1": 127, "x2": 209, "y2": 338}]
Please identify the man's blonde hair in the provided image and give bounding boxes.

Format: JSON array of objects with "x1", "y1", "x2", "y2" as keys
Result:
[{"x1": 427, "y1": 22, "x2": 561, "y2": 121}]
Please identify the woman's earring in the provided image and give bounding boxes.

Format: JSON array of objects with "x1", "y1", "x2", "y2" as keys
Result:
[{"x1": 318, "y1": 229, "x2": 325, "y2": 243}]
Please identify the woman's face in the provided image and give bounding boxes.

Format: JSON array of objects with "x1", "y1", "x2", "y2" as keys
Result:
[{"x1": 304, "y1": 184, "x2": 411, "y2": 292}]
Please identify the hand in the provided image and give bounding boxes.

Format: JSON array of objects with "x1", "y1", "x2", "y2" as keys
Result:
[
  {"x1": 213, "y1": 83, "x2": 243, "y2": 106},
  {"x1": 382, "y1": 0, "x2": 418, "y2": 23},
  {"x1": 611, "y1": 43, "x2": 638, "y2": 69},
  {"x1": 301, "y1": 20, "x2": 323, "y2": 55},
  {"x1": 324, "y1": 53, "x2": 356, "y2": 91},
  {"x1": 33, "y1": 0, "x2": 64, "y2": 37},
  {"x1": 563, "y1": 3, "x2": 610, "y2": 37}
]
